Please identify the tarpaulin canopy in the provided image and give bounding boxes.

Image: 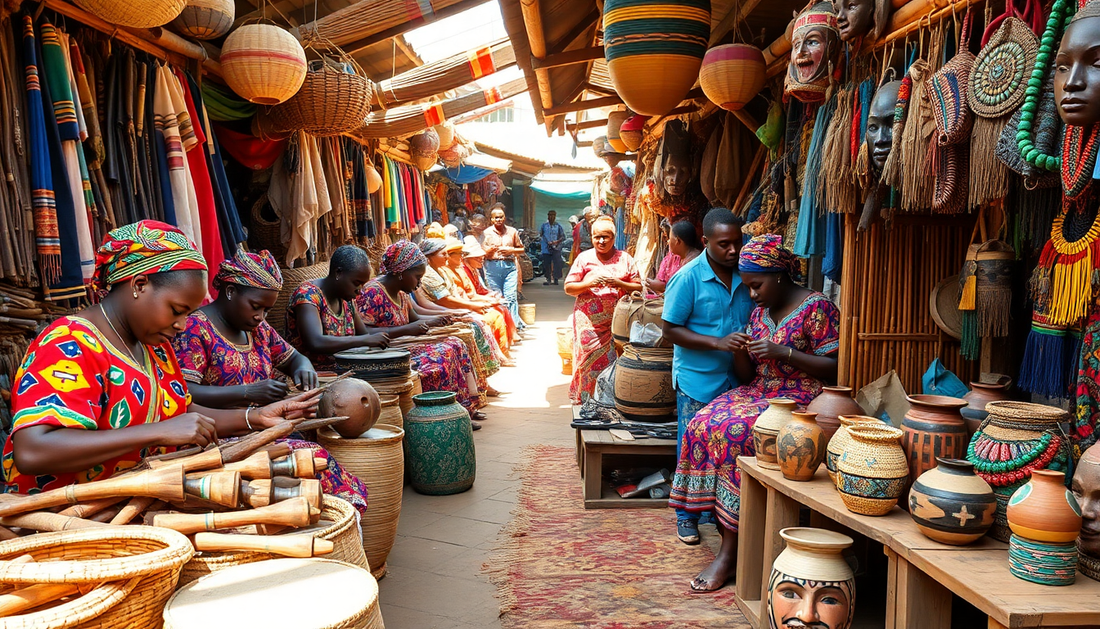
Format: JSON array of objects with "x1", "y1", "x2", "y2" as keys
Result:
[{"x1": 442, "y1": 163, "x2": 495, "y2": 184}]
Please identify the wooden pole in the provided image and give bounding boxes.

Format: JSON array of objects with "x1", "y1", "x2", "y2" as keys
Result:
[{"x1": 520, "y1": 0, "x2": 557, "y2": 131}]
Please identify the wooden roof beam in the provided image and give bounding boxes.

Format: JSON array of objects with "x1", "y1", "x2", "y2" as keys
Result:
[
  {"x1": 708, "y1": 0, "x2": 765, "y2": 45},
  {"x1": 566, "y1": 118, "x2": 609, "y2": 132},
  {"x1": 531, "y1": 46, "x2": 603, "y2": 70},
  {"x1": 521, "y1": 0, "x2": 558, "y2": 133},
  {"x1": 544, "y1": 94, "x2": 622, "y2": 115},
  {"x1": 548, "y1": 7, "x2": 600, "y2": 54},
  {"x1": 323, "y1": 0, "x2": 493, "y2": 56},
  {"x1": 583, "y1": 82, "x2": 616, "y2": 97}
]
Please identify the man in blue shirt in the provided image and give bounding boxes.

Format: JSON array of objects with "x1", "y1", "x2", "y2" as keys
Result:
[
  {"x1": 661, "y1": 208, "x2": 754, "y2": 545},
  {"x1": 539, "y1": 211, "x2": 566, "y2": 285}
]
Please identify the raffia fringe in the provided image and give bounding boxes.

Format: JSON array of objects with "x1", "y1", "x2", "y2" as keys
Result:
[
  {"x1": 978, "y1": 288, "x2": 1012, "y2": 337},
  {"x1": 969, "y1": 115, "x2": 1011, "y2": 208},
  {"x1": 1049, "y1": 251, "x2": 1094, "y2": 325}
]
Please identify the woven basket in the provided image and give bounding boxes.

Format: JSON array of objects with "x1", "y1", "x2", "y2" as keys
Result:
[
  {"x1": 835, "y1": 424, "x2": 908, "y2": 516},
  {"x1": 607, "y1": 110, "x2": 629, "y2": 153},
  {"x1": 377, "y1": 395, "x2": 403, "y2": 429},
  {"x1": 0, "y1": 526, "x2": 193, "y2": 629},
  {"x1": 173, "y1": 0, "x2": 234, "y2": 40},
  {"x1": 373, "y1": 377, "x2": 414, "y2": 421},
  {"x1": 699, "y1": 44, "x2": 766, "y2": 112},
  {"x1": 317, "y1": 425, "x2": 404, "y2": 580},
  {"x1": 177, "y1": 496, "x2": 366, "y2": 587},
  {"x1": 270, "y1": 62, "x2": 373, "y2": 137},
  {"x1": 519, "y1": 303, "x2": 536, "y2": 325},
  {"x1": 222, "y1": 24, "x2": 307, "y2": 106},
  {"x1": 248, "y1": 194, "x2": 288, "y2": 268},
  {"x1": 75, "y1": 0, "x2": 185, "y2": 27},
  {"x1": 410, "y1": 370, "x2": 423, "y2": 396},
  {"x1": 271, "y1": 261, "x2": 330, "y2": 336}
]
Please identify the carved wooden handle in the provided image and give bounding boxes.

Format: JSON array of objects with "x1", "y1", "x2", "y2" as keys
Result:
[{"x1": 190, "y1": 533, "x2": 334, "y2": 558}]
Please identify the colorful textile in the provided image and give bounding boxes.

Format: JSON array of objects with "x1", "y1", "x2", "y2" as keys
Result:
[
  {"x1": 174, "y1": 67, "x2": 224, "y2": 289},
  {"x1": 3, "y1": 317, "x2": 192, "y2": 493},
  {"x1": 153, "y1": 65, "x2": 202, "y2": 250},
  {"x1": 356, "y1": 281, "x2": 480, "y2": 413},
  {"x1": 173, "y1": 310, "x2": 296, "y2": 387},
  {"x1": 21, "y1": 16, "x2": 60, "y2": 281},
  {"x1": 214, "y1": 124, "x2": 285, "y2": 171},
  {"x1": 420, "y1": 238, "x2": 447, "y2": 257},
  {"x1": 214, "y1": 249, "x2": 282, "y2": 292},
  {"x1": 1074, "y1": 313, "x2": 1100, "y2": 454},
  {"x1": 93, "y1": 220, "x2": 207, "y2": 295},
  {"x1": 380, "y1": 241, "x2": 426, "y2": 275},
  {"x1": 445, "y1": 266, "x2": 511, "y2": 351},
  {"x1": 285, "y1": 280, "x2": 356, "y2": 369},
  {"x1": 566, "y1": 248, "x2": 640, "y2": 403},
  {"x1": 669, "y1": 294, "x2": 840, "y2": 531},
  {"x1": 656, "y1": 253, "x2": 684, "y2": 284},
  {"x1": 738, "y1": 233, "x2": 802, "y2": 279}
]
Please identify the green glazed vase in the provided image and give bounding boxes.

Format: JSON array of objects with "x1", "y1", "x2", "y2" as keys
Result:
[{"x1": 405, "y1": 391, "x2": 476, "y2": 495}]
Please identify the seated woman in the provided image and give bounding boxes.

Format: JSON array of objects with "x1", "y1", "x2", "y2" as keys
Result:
[
  {"x1": 284, "y1": 245, "x2": 391, "y2": 371},
  {"x1": 356, "y1": 241, "x2": 488, "y2": 426},
  {"x1": 669, "y1": 234, "x2": 840, "y2": 592},
  {"x1": 649, "y1": 219, "x2": 702, "y2": 293},
  {"x1": 461, "y1": 236, "x2": 518, "y2": 345},
  {"x1": 441, "y1": 238, "x2": 513, "y2": 362},
  {"x1": 172, "y1": 249, "x2": 369, "y2": 513},
  {"x1": 3, "y1": 221, "x2": 316, "y2": 495},
  {"x1": 564, "y1": 216, "x2": 641, "y2": 404}
]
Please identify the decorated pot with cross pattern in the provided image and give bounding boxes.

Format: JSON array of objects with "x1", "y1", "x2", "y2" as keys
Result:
[{"x1": 908, "y1": 458, "x2": 996, "y2": 545}]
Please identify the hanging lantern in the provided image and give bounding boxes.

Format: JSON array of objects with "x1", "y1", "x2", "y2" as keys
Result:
[
  {"x1": 607, "y1": 110, "x2": 630, "y2": 153},
  {"x1": 619, "y1": 114, "x2": 647, "y2": 151},
  {"x1": 173, "y1": 0, "x2": 234, "y2": 40},
  {"x1": 75, "y1": 0, "x2": 185, "y2": 28},
  {"x1": 221, "y1": 24, "x2": 307, "y2": 106},
  {"x1": 366, "y1": 163, "x2": 383, "y2": 194},
  {"x1": 603, "y1": 0, "x2": 710, "y2": 117},
  {"x1": 410, "y1": 129, "x2": 441, "y2": 172},
  {"x1": 699, "y1": 44, "x2": 766, "y2": 111}
]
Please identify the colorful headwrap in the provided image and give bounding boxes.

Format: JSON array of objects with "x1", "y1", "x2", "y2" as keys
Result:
[
  {"x1": 739, "y1": 234, "x2": 802, "y2": 280},
  {"x1": 425, "y1": 222, "x2": 446, "y2": 239},
  {"x1": 420, "y1": 238, "x2": 447, "y2": 257},
  {"x1": 93, "y1": 220, "x2": 207, "y2": 296},
  {"x1": 380, "y1": 241, "x2": 427, "y2": 275},
  {"x1": 213, "y1": 249, "x2": 283, "y2": 292}
]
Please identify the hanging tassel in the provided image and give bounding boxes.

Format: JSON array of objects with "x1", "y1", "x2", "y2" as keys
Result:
[
  {"x1": 901, "y1": 60, "x2": 935, "y2": 211},
  {"x1": 969, "y1": 115, "x2": 1011, "y2": 208},
  {"x1": 975, "y1": 242, "x2": 1015, "y2": 337},
  {"x1": 1049, "y1": 248, "x2": 1095, "y2": 326},
  {"x1": 958, "y1": 243, "x2": 979, "y2": 311},
  {"x1": 1018, "y1": 319, "x2": 1070, "y2": 399},
  {"x1": 961, "y1": 311, "x2": 981, "y2": 360}
]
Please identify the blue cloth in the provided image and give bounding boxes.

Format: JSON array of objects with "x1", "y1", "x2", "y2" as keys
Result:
[
  {"x1": 615, "y1": 206, "x2": 627, "y2": 251},
  {"x1": 822, "y1": 211, "x2": 843, "y2": 282},
  {"x1": 793, "y1": 97, "x2": 836, "y2": 258},
  {"x1": 540, "y1": 221, "x2": 566, "y2": 254},
  {"x1": 676, "y1": 388, "x2": 711, "y2": 523},
  {"x1": 443, "y1": 164, "x2": 494, "y2": 184},
  {"x1": 922, "y1": 359, "x2": 969, "y2": 398},
  {"x1": 541, "y1": 252, "x2": 562, "y2": 281},
  {"x1": 662, "y1": 252, "x2": 756, "y2": 403},
  {"x1": 484, "y1": 259, "x2": 523, "y2": 330}
]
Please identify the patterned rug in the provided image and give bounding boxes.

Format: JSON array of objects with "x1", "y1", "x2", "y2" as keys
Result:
[{"x1": 485, "y1": 445, "x2": 750, "y2": 629}]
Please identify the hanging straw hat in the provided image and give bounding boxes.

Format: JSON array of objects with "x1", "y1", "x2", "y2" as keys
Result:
[{"x1": 929, "y1": 275, "x2": 964, "y2": 340}]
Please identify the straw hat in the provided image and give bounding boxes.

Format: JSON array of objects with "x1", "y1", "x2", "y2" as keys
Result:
[
  {"x1": 929, "y1": 275, "x2": 963, "y2": 339},
  {"x1": 444, "y1": 237, "x2": 464, "y2": 253},
  {"x1": 463, "y1": 238, "x2": 487, "y2": 258}
]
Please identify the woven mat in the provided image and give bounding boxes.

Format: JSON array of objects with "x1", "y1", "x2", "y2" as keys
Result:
[{"x1": 484, "y1": 445, "x2": 749, "y2": 629}]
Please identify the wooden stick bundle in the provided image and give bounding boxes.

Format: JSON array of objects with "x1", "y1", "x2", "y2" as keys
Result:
[
  {"x1": 149, "y1": 497, "x2": 317, "y2": 535},
  {"x1": 191, "y1": 532, "x2": 333, "y2": 558}
]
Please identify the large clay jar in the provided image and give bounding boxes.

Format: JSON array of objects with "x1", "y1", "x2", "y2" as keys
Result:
[
  {"x1": 318, "y1": 378, "x2": 382, "y2": 438},
  {"x1": 1007, "y1": 469, "x2": 1082, "y2": 544},
  {"x1": 777, "y1": 411, "x2": 826, "y2": 481},
  {"x1": 909, "y1": 458, "x2": 996, "y2": 545},
  {"x1": 806, "y1": 386, "x2": 864, "y2": 441},
  {"x1": 836, "y1": 424, "x2": 908, "y2": 516},
  {"x1": 613, "y1": 344, "x2": 675, "y2": 422},
  {"x1": 767, "y1": 528, "x2": 856, "y2": 629},
  {"x1": 405, "y1": 392, "x2": 476, "y2": 495},
  {"x1": 901, "y1": 395, "x2": 968, "y2": 499},
  {"x1": 961, "y1": 377, "x2": 1012, "y2": 436},
  {"x1": 753, "y1": 398, "x2": 797, "y2": 471},
  {"x1": 826, "y1": 415, "x2": 881, "y2": 484}
]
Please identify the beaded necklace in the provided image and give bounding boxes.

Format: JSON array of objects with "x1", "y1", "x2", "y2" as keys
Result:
[
  {"x1": 1016, "y1": 0, "x2": 1074, "y2": 172},
  {"x1": 968, "y1": 430, "x2": 1063, "y2": 485},
  {"x1": 1062, "y1": 125, "x2": 1100, "y2": 198}
]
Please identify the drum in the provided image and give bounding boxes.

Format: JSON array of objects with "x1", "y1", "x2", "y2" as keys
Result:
[
  {"x1": 334, "y1": 348, "x2": 411, "y2": 381},
  {"x1": 164, "y1": 558, "x2": 382, "y2": 629}
]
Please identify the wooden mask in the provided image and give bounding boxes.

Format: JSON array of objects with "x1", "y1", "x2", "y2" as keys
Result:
[{"x1": 785, "y1": 2, "x2": 842, "y2": 103}]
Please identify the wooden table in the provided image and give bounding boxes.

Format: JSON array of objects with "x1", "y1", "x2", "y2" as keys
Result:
[
  {"x1": 577, "y1": 429, "x2": 676, "y2": 509},
  {"x1": 735, "y1": 456, "x2": 1100, "y2": 629}
]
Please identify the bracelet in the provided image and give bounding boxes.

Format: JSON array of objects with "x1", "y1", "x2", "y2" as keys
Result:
[
  {"x1": 245, "y1": 406, "x2": 254, "y2": 431},
  {"x1": 788, "y1": 347, "x2": 793, "y2": 361}
]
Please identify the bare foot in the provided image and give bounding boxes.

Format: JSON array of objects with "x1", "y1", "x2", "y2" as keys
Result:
[{"x1": 690, "y1": 553, "x2": 735, "y2": 592}]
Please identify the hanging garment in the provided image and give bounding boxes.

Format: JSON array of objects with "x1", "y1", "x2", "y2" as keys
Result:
[
  {"x1": 20, "y1": 15, "x2": 60, "y2": 283},
  {"x1": 174, "y1": 67, "x2": 223, "y2": 284},
  {"x1": 153, "y1": 64, "x2": 201, "y2": 248},
  {"x1": 184, "y1": 72, "x2": 245, "y2": 252}
]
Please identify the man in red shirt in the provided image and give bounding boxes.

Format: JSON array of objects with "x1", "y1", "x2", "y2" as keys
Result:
[{"x1": 481, "y1": 204, "x2": 526, "y2": 333}]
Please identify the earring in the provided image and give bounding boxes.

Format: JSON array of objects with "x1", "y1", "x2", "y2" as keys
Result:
[{"x1": 133, "y1": 290, "x2": 139, "y2": 299}]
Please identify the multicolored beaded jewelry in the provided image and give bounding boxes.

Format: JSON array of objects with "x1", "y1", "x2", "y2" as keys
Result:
[
  {"x1": 1062, "y1": 125, "x2": 1100, "y2": 198},
  {"x1": 968, "y1": 431, "x2": 1063, "y2": 485},
  {"x1": 1015, "y1": 0, "x2": 1074, "y2": 172}
]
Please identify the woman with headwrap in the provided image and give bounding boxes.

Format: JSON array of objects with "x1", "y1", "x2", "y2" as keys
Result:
[
  {"x1": 356, "y1": 241, "x2": 486, "y2": 428},
  {"x1": 3, "y1": 221, "x2": 318, "y2": 494},
  {"x1": 564, "y1": 216, "x2": 641, "y2": 403},
  {"x1": 669, "y1": 234, "x2": 840, "y2": 592},
  {"x1": 442, "y1": 238, "x2": 513, "y2": 362}
]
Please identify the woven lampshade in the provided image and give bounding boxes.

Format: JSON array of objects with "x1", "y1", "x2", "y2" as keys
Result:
[
  {"x1": 603, "y1": 0, "x2": 709, "y2": 116},
  {"x1": 173, "y1": 0, "x2": 234, "y2": 40},
  {"x1": 435, "y1": 122, "x2": 456, "y2": 150},
  {"x1": 222, "y1": 24, "x2": 307, "y2": 106},
  {"x1": 607, "y1": 110, "x2": 629, "y2": 153},
  {"x1": 700, "y1": 44, "x2": 766, "y2": 111},
  {"x1": 619, "y1": 114, "x2": 646, "y2": 150},
  {"x1": 75, "y1": 0, "x2": 185, "y2": 27},
  {"x1": 270, "y1": 62, "x2": 373, "y2": 136}
]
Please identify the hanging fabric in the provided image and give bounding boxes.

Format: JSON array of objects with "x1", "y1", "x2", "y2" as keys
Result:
[
  {"x1": 173, "y1": 67, "x2": 223, "y2": 288},
  {"x1": 794, "y1": 96, "x2": 836, "y2": 257},
  {"x1": 20, "y1": 15, "x2": 60, "y2": 284},
  {"x1": 153, "y1": 63, "x2": 202, "y2": 249}
]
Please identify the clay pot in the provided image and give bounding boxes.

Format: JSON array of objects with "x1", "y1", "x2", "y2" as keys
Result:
[
  {"x1": 806, "y1": 386, "x2": 864, "y2": 441},
  {"x1": 836, "y1": 424, "x2": 908, "y2": 516},
  {"x1": 318, "y1": 378, "x2": 382, "y2": 438},
  {"x1": 1007, "y1": 469, "x2": 1083, "y2": 544},
  {"x1": 767, "y1": 527, "x2": 856, "y2": 629},
  {"x1": 613, "y1": 344, "x2": 675, "y2": 422},
  {"x1": 909, "y1": 458, "x2": 996, "y2": 545},
  {"x1": 753, "y1": 398, "x2": 797, "y2": 471},
  {"x1": 405, "y1": 392, "x2": 476, "y2": 495},
  {"x1": 961, "y1": 377, "x2": 1012, "y2": 436},
  {"x1": 826, "y1": 415, "x2": 880, "y2": 484},
  {"x1": 776, "y1": 412, "x2": 826, "y2": 482},
  {"x1": 900, "y1": 395, "x2": 968, "y2": 500}
]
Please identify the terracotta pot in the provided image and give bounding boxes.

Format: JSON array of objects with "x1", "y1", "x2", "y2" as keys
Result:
[
  {"x1": 777, "y1": 412, "x2": 826, "y2": 482},
  {"x1": 806, "y1": 386, "x2": 864, "y2": 441},
  {"x1": 836, "y1": 424, "x2": 908, "y2": 516},
  {"x1": 405, "y1": 392, "x2": 476, "y2": 495},
  {"x1": 318, "y1": 378, "x2": 382, "y2": 438},
  {"x1": 909, "y1": 458, "x2": 996, "y2": 545},
  {"x1": 753, "y1": 398, "x2": 797, "y2": 471},
  {"x1": 961, "y1": 377, "x2": 1012, "y2": 437},
  {"x1": 767, "y1": 527, "x2": 856, "y2": 629},
  {"x1": 826, "y1": 415, "x2": 880, "y2": 484},
  {"x1": 901, "y1": 395, "x2": 968, "y2": 502},
  {"x1": 1007, "y1": 469, "x2": 1083, "y2": 543}
]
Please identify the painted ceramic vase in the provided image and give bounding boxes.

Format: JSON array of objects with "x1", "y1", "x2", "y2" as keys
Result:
[
  {"x1": 908, "y1": 458, "x2": 996, "y2": 545},
  {"x1": 777, "y1": 411, "x2": 826, "y2": 482},
  {"x1": 404, "y1": 392, "x2": 476, "y2": 495},
  {"x1": 768, "y1": 527, "x2": 856, "y2": 629},
  {"x1": 900, "y1": 395, "x2": 968, "y2": 501},
  {"x1": 753, "y1": 398, "x2": 797, "y2": 471},
  {"x1": 961, "y1": 378, "x2": 1012, "y2": 437},
  {"x1": 826, "y1": 415, "x2": 880, "y2": 484},
  {"x1": 835, "y1": 424, "x2": 908, "y2": 516},
  {"x1": 1007, "y1": 469, "x2": 1082, "y2": 543},
  {"x1": 806, "y1": 386, "x2": 864, "y2": 442}
]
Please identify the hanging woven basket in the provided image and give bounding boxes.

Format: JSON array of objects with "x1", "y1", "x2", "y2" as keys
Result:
[
  {"x1": 173, "y1": 0, "x2": 234, "y2": 40},
  {"x1": 700, "y1": 44, "x2": 766, "y2": 111},
  {"x1": 270, "y1": 59, "x2": 373, "y2": 136},
  {"x1": 222, "y1": 24, "x2": 307, "y2": 106},
  {"x1": 75, "y1": 0, "x2": 185, "y2": 28},
  {"x1": 619, "y1": 114, "x2": 647, "y2": 151},
  {"x1": 607, "y1": 110, "x2": 630, "y2": 153}
]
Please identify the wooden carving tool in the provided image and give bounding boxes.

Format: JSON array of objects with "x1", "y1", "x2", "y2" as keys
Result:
[
  {"x1": 183, "y1": 471, "x2": 242, "y2": 507},
  {"x1": 190, "y1": 532, "x2": 334, "y2": 558},
  {"x1": 0, "y1": 466, "x2": 185, "y2": 517},
  {"x1": 150, "y1": 497, "x2": 316, "y2": 535}
]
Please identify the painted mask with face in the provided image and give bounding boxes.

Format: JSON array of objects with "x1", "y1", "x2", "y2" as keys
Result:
[
  {"x1": 1072, "y1": 443, "x2": 1100, "y2": 580},
  {"x1": 785, "y1": 2, "x2": 842, "y2": 103},
  {"x1": 865, "y1": 80, "x2": 902, "y2": 177},
  {"x1": 658, "y1": 119, "x2": 693, "y2": 197},
  {"x1": 767, "y1": 528, "x2": 856, "y2": 629},
  {"x1": 1055, "y1": 2, "x2": 1100, "y2": 127},
  {"x1": 833, "y1": 0, "x2": 889, "y2": 42}
]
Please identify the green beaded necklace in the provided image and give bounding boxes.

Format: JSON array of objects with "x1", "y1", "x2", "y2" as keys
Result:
[
  {"x1": 1015, "y1": 0, "x2": 1075, "y2": 172},
  {"x1": 967, "y1": 431, "x2": 1053, "y2": 472}
]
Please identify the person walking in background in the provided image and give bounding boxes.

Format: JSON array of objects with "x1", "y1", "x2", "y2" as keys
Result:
[
  {"x1": 540, "y1": 210, "x2": 566, "y2": 285},
  {"x1": 482, "y1": 204, "x2": 526, "y2": 334}
]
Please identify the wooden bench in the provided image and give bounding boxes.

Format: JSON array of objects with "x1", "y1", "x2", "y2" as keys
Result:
[
  {"x1": 575, "y1": 429, "x2": 676, "y2": 509},
  {"x1": 735, "y1": 456, "x2": 1100, "y2": 629}
]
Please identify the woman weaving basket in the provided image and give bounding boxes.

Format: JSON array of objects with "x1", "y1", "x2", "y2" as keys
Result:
[{"x1": 2, "y1": 221, "x2": 318, "y2": 494}]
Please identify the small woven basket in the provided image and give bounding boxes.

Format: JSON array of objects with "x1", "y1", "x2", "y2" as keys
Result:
[
  {"x1": 270, "y1": 61, "x2": 373, "y2": 137},
  {"x1": 271, "y1": 261, "x2": 330, "y2": 336},
  {"x1": 373, "y1": 378, "x2": 414, "y2": 421},
  {"x1": 75, "y1": 0, "x2": 185, "y2": 28},
  {"x1": 519, "y1": 303, "x2": 536, "y2": 325},
  {"x1": 172, "y1": 0, "x2": 234, "y2": 40},
  {"x1": 378, "y1": 395, "x2": 403, "y2": 429}
]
